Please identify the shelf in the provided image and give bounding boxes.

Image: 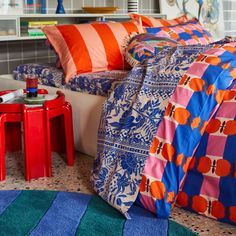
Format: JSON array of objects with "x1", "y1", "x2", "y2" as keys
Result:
[
  {"x1": 0, "y1": 13, "x2": 104, "y2": 18},
  {"x1": 0, "y1": 13, "x2": 166, "y2": 42},
  {"x1": 1, "y1": 35, "x2": 46, "y2": 41}
]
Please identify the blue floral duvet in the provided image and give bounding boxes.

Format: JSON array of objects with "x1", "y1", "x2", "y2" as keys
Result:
[{"x1": 13, "y1": 64, "x2": 128, "y2": 97}]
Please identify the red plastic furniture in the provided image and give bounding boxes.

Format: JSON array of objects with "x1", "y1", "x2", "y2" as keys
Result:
[
  {"x1": 0, "y1": 89, "x2": 74, "y2": 181},
  {"x1": 23, "y1": 91, "x2": 74, "y2": 180},
  {"x1": 0, "y1": 113, "x2": 22, "y2": 181}
]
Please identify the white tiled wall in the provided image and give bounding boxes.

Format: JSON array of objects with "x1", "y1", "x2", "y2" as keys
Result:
[{"x1": 47, "y1": 0, "x2": 159, "y2": 14}]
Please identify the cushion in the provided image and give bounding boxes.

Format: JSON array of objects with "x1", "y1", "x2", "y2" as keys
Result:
[
  {"x1": 146, "y1": 19, "x2": 214, "y2": 45},
  {"x1": 124, "y1": 33, "x2": 178, "y2": 67},
  {"x1": 176, "y1": 80, "x2": 236, "y2": 225},
  {"x1": 129, "y1": 13, "x2": 188, "y2": 27},
  {"x1": 42, "y1": 20, "x2": 143, "y2": 83}
]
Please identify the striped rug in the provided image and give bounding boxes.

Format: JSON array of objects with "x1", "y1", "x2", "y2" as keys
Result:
[{"x1": 0, "y1": 190, "x2": 197, "y2": 236}]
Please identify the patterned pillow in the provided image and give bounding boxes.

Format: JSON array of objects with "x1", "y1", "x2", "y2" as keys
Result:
[
  {"x1": 42, "y1": 20, "x2": 143, "y2": 83},
  {"x1": 176, "y1": 81, "x2": 236, "y2": 225},
  {"x1": 130, "y1": 13, "x2": 188, "y2": 27},
  {"x1": 124, "y1": 33, "x2": 178, "y2": 67},
  {"x1": 146, "y1": 19, "x2": 214, "y2": 45}
]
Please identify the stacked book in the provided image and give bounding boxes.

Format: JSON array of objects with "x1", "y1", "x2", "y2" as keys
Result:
[{"x1": 28, "y1": 21, "x2": 58, "y2": 36}]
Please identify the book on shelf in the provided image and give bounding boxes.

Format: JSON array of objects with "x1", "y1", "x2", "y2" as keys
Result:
[
  {"x1": 28, "y1": 21, "x2": 58, "y2": 27},
  {"x1": 27, "y1": 21, "x2": 57, "y2": 37}
]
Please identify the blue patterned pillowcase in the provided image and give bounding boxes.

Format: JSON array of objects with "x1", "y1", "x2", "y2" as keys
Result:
[
  {"x1": 146, "y1": 19, "x2": 214, "y2": 46},
  {"x1": 124, "y1": 33, "x2": 178, "y2": 67}
]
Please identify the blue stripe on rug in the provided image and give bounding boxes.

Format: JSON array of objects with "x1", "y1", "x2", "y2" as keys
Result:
[
  {"x1": 123, "y1": 204, "x2": 168, "y2": 236},
  {"x1": 0, "y1": 190, "x2": 21, "y2": 214},
  {"x1": 30, "y1": 192, "x2": 92, "y2": 236}
]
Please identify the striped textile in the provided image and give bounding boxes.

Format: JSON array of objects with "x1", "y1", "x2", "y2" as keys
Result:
[
  {"x1": 176, "y1": 80, "x2": 236, "y2": 225},
  {"x1": 146, "y1": 19, "x2": 214, "y2": 45},
  {"x1": 42, "y1": 21, "x2": 143, "y2": 83},
  {"x1": 129, "y1": 13, "x2": 188, "y2": 27},
  {"x1": 0, "y1": 190, "x2": 196, "y2": 236},
  {"x1": 138, "y1": 43, "x2": 236, "y2": 219}
]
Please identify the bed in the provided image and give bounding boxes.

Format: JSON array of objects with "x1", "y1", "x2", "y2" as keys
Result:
[
  {"x1": 0, "y1": 65, "x2": 128, "y2": 157},
  {"x1": 91, "y1": 40, "x2": 236, "y2": 225},
  {"x1": 2, "y1": 13, "x2": 236, "y2": 226}
]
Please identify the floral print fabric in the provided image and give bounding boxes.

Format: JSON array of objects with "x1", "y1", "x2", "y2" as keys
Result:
[
  {"x1": 91, "y1": 45, "x2": 212, "y2": 216},
  {"x1": 13, "y1": 64, "x2": 128, "y2": 97}
]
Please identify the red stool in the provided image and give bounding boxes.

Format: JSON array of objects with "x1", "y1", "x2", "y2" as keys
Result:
[
  {"x1": 23, "y1": 90, "x2": 74, "y2": 180},
  {"x1": 0, "y1": 89, "x2": 74, "y2": 181},
  {"x1": 0, "y1": 113, "x2": 22, "y2": 181}
]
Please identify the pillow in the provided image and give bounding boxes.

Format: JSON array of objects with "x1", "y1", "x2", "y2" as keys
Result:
[
  {"x1": 146, "y1": 19, "x2": 214, "y2": 45},
  {"x1": 176, "y1": 81, "x2": 236, "y2": 225},
  {"x1": 42, "y1": 20, "x2": 143, "y2": 83},
  {"x1": 124, "y1": 33, "x2": 178, "y2": 67},
  {"x1": 130, "y1": 13, "x2": 188, "y2": 27}
]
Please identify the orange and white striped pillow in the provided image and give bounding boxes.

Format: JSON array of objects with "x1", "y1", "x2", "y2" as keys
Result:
[
  {"x1": 43, "y1": 21, "x2": 143, "y2": 83},
  {"x1": 129, "y1": 13, "x2": 188, "y2": 28}
]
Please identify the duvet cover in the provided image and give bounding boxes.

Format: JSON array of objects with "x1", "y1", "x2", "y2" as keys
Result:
[{"x1": 91, "y1": 41, "x2": 236, "y2": 224}]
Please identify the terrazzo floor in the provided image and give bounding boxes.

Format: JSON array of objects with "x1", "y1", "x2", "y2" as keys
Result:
[{"x1": 1, "y1": 151, "x2": 236, "y2": 236}]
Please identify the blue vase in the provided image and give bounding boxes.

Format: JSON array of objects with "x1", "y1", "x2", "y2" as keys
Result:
[{"x1": 56, "y1": 0, "x2": 65, "y2": 14}]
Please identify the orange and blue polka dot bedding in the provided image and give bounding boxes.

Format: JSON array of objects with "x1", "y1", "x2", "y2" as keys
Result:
[
  {"x1": 13, "y1": 63, "x2": 128, "y2": 97},
  {"x1": 176, "y1": 80, "x2": 236, "y2": 225},
  {"x1": 137, "y1": 43, "x2": 236, "y2": 220},
  {"x1": 146, "y1": 19, "x2": 214, "y2": 45}
]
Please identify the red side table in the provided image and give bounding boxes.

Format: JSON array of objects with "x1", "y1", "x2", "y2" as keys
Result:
[{"x1": 0, "y1": 89, "x2": 74, "y2": 181}]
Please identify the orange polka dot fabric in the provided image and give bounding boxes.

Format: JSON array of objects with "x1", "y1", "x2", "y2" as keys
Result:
[
  {"x1": 129, "y1": 13, "x2": 188, "y2": 28},
  {"x1": 146, "y1": 19, "x2": 214, "y2": 46},
  {"x1": 176, "y1": 80, "x2": 236, "y2": 225},
  {"x1": 137, "y1": 43, "x2": 236, "y2": 219}
]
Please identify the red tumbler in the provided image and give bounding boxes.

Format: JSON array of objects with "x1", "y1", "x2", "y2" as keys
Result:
[{"x1": 26, "y1": 77, "x2": 38, "y2": 97}]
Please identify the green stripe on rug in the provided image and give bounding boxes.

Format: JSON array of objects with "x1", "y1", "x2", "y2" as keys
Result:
[
  {"x1": 76, "y1": 195, "x2": 126, "y2": 236},
  {"x1": 0, "y1": 190, "x2": 57, "y2": 236},
  {"x1": 169, "y1": 220, "x2": 198, "y2": 236}
]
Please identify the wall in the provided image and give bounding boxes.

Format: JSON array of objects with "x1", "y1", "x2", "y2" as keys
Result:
[
  {"x1": 160, "y1": 0, "x2": 225, "y2": 40},
  {"x1": 0, "y1": 0, "x2": 160, "y2": 75},
  {"x1": 0, "y1": 39, "x2": 56, "y2": 75}
]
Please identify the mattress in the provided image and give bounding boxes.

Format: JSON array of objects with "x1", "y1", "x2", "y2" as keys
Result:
[{"x1": 13, "y1": 64, "x2": 129, "y2": 97}]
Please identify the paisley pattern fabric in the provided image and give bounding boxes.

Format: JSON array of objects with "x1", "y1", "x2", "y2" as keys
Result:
[
  {"x1": 176, "y1": 80, "x2": 236, "y2": 225},
  {"x1": 139, "y1": 43, "x2": 236, "y2": 219},
  {"x1": 124, "y1": 33, "x2": 178, "y2": 67},
  {"x1": 13, "y1": 64, "x2": 128, "y2": 97},
  {"x1": 91, "y1": 45, "x2": 213, "y2": 216}
]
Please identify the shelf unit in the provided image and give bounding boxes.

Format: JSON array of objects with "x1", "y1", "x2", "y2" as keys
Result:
[{"x1": 0, "y1": 13, "x2": 166, "y2": 41}]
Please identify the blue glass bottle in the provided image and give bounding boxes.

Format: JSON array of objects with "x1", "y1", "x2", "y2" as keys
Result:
[{"x1": 56, "y1": 0, "x2": 65, "y2": 14}]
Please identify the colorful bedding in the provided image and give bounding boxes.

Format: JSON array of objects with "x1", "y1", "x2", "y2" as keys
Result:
[
  {"x1": 13, "y1": 64, "x2": 128, "y2": 97},
  {"x1": 176, "y1": 80, "x2": 236, "y2": 225},
  {"x1": 91, "y1": 44, "x2": 213, "y2": 215},
  {"x1": 91, "y1": 41, "x2": 236, "y2": 224}
]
